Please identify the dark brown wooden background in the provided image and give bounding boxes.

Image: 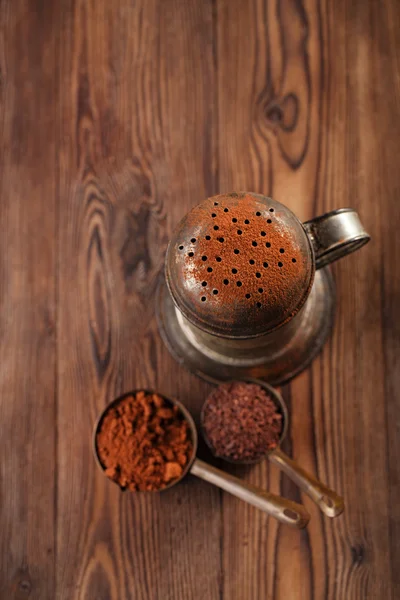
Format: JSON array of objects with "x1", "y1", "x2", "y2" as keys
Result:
[{"x1": 1, "y1": 1, "x2": 399, "y2": 599}]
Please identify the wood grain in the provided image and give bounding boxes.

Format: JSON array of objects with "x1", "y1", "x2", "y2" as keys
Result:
[
  {"x1": 0, "y1": 2, "x2": 58, "y2": 599},
  {"x1": 0, "y1": 0, "x2": 399, "y2": 598},
  {"x1": 56, "y1": 1, "x2": 220, "y2": 599},
  {"x1": 218, "y1": 0, "x2": 399, "y2": 599}
]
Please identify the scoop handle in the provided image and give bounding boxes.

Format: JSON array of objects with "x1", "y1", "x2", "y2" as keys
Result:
[
  {"x1": 190, "y1": 458, "x2": 309, "y2": 528},
  {"x1": 269, "y1": 448, "x2": 344, "y2": 518}
]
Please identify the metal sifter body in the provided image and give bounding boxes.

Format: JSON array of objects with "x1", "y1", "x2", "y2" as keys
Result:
[{"x1": 156, "y1": 192, "x2": 370, "y2": 384}]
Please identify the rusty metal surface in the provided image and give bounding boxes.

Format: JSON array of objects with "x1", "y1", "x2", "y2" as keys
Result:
[
  {"x1": 156, "y1": 268, "x2": 335, "y2": 384},
  {"x1": 165, "y1": 192, "x2": 314, "y2": 338}
]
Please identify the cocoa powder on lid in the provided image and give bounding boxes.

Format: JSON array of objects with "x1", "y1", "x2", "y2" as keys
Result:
[{"x1": 167, "y1": 192, "x2": 314, "y2": 337}]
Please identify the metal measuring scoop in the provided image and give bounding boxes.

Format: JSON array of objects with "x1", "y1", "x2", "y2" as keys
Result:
[
  {"x1": 201, "y1": 379, "x2": 344, "y2": 518},
  {"x1": 93, "y1": 391, "x2": 310, "y2": 529}
]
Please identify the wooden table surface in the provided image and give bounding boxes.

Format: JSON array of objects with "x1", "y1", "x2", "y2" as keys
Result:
[{"x1": 1, "y1": 1, "x2": 399, "y2": 599}]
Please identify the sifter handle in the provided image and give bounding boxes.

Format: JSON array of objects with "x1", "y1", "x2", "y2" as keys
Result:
[
  {"x1": 303, "y1": 208, "x2": 370, "y2": 269},
  {"x1": 269, "y1": 448, "x2": 344, "y2": 518},
  {"x1": 190, "y1": 458, "x2": 310, "y2": 528}
]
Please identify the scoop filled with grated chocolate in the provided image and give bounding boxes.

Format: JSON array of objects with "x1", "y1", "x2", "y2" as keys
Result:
[{"x1": 201, "y1": 379, "x2": 344, "y2": 518}]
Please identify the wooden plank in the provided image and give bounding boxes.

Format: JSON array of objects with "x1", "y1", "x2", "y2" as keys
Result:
[
  {"x1": 217, "y1": 0, "x2": 398, "y2": 598},
  {"x1": 1, "y1": 0, "x2": 399, "y2": 597},
  {"x1": 56, "y1": 1, "x2": 220, "y2": 599},
  {"x1": 367, "y1": 0, "x2": 400, "y2": 594},
  {"x1": 0, "y1": 1, "x2": 58, "y2": 599}
]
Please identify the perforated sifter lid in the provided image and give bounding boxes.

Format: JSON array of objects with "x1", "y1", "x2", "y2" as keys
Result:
[{"x1": 165, "y1": 192, "x2": 315, "y2": 338}]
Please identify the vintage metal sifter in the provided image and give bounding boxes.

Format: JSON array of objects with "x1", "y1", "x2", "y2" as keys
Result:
[{"x1": 156, "y1": 192, "x2": 370, "y2": 383}]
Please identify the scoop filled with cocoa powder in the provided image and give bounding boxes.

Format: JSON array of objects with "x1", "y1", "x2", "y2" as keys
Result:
[
  {"x1": 93, "y1": 389, "x2": 311, "y2": 528},
  {"x1": 201, "y1": 379, "x2": 345, "y2": 518},
  {"x1": 95, "y1": 391, "x2": 194, "y2": 491}
]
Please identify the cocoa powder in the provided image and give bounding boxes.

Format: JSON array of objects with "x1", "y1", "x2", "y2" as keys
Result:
[
  {"x1": 202, "y1": 381, "x2": 283, "y2": 462},
  {"x1": 186, "y1": 194, "x2": 306, "y2": 307},
  {"x1": 96, "y1": 392, "x2": 193, "y2": 491},
  {"x1": 168, "y1": 192, "x2": 314, "y2": 337}
]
